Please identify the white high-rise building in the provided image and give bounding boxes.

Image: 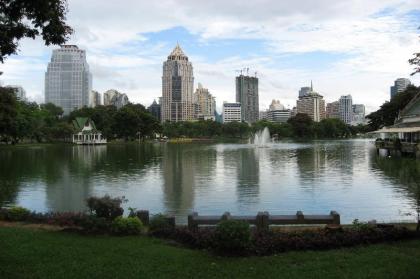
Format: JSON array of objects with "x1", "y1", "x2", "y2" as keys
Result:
[
  {"x1": 223, "y1": 102, "x2": 241, "y2": 123},
  {"x1": 339, "y1": 95, "x2": 353, "y2": 125},
  {"x1": 44, "y1": 45, "x2": 92, "y2": 115},
  {"x1": 161, "y1": 44, "x2": 194, "y2": 122},
  {"x1": 390, "y1": 78, "x2": 411, "y2": 99},
  {"x1": 267, "y1": 99, "x2": 291, "y2": 123},
  {"x1": 5, "y1": 85, "x2": 26, "y2": 101},
  {"x1": 103, "y1": 89, "x2": 129, "y2": 109}
]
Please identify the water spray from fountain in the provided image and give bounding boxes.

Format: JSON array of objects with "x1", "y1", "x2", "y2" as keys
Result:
[{"x1": 253, "y1": 127, "x2": 271, "y2": 147}]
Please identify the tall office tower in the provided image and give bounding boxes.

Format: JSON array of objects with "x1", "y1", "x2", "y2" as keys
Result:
[
  {"x1": 103, "y1": 89, "x2": 129, "y2": 108},
  {"x1": 352, "y1": 104, "x2": 366, "y2": 125},
  {"x1": 45, "y1": 45, "x2": 92, "y2": 115},
  {"x1": 161, "y1": 43, "x2": 194, "y2": 122},
  {"x1": 194, "y1": 83, "x2": 216, "y2": 120},
  {"x1": 236, "y1": 74, "x2": 258, "y2": 123},
  {"x1": 5, "y1": 85, "x2": 26, "y2": 101},
  {"x1": 91, "y1": 90, "x2": 101, "y2": 107},
  {"x1": 148, "y1": 99, "x2": 161, "y2": 121},
  {"x1": 339, "y1": 95, "x2": 353, "y2": 124},
  {"x1": 296, "y1": 84, "x2": 325, "y2": 122},
  {"x1": 267, "y1": 99, "x2": 291, "y2": 123},
  {"x1": 390, "y1": 78, "x2": 411, "y2": 99},
  {"x1": 326, "y1": 101, "x2": 340, "y2": 119},
  {"x1": 222, "y1": 102, "x2": 241, "y2": 123},
  {"x1": 299, "y1": 81, "x2": 314, "y2": 98}
]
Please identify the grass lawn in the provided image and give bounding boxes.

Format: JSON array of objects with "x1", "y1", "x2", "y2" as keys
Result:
[{"x1": 0, "y1": 227, "x2": 420, "y2": 279}]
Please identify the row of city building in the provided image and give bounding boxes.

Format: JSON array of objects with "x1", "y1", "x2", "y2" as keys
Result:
[{"x1": 4, "y1": 44, "x2": 411, "y2": 125}]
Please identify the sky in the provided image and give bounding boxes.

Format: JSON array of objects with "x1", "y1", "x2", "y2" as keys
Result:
[{"x1": 1, "y1": 0, "x2": 420, "y2": 113}]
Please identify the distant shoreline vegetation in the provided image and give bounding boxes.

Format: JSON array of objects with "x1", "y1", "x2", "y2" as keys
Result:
[{"x1": 1, "y1": 86, "x2": 374, "y2": 145}]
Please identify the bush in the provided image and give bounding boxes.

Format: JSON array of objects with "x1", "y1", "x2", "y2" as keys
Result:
[
  {"x1": 79, "y1": 216, "x2": 110, "y2": 234},
  {"x1": 214, "y1": 220, "x2": 251, "y2": 254},
  {"x1": 149, "y1": 214, "x2": 173, "y2": 235},
  {"x1": 111, "y1": 216, "x2": 143, "y2": 236},
  {"x1": 0, "y1": 208, "x2": 7, "y2": 220},
  {"x1": 86, "y1": 195, "x2": 126, "y2": 220},
  {"x1": 6, "y1": 206, "x2": 30, "y2": 221}
]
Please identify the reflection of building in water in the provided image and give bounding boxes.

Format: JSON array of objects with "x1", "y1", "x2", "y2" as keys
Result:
[
  {"x1": 161, "y1": 145, "x2": 217, "y2": 215},
  {"x1": 236, "y1": 148, "x2": 260, "y2": 205},
  {"x1": 295, "y1": 145, "x2": 327, "y2": 186},
  {"x1": 45, "y1": 146, "x2": 107, "y2": 212}
]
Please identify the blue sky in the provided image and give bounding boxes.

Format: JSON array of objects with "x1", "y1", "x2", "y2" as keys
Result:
[{"x1": 1, "y1": 0, "x2": 420, "y2": 113}]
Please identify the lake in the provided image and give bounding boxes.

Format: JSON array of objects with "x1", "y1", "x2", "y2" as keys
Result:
[{"x1": 0, "y1": 139, "x2": 419, "y2": 224}]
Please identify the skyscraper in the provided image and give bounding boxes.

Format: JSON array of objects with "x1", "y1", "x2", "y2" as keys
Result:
[
  {"x1": 45, "y1": 45, "x2": 92, "y2": 115},
  {"x1": 236, "y1": 74, "x2": 258, "y2": 123},
  {"x1": 161, "y1": 44, "x2": 194, "y2": 122},
  {"x1": 103, "y1": 89, "x2": 118, "y2": 106},
  {"x1": 148, "y1": 99, "x2": 161, "y2": 121},
  {"x1": 194, "y1": 83, "x2": 216, "y2": 120},
  {"x1": 296, "y1": 83, "x2": 325, "y2": 122},
  {"x1": 390, "y1": 78, "x2": 411, "y2": 99},
  {"x1": 91, "y1": 90, "x2": 101, "y2": 107},
  {"x1": 339, "y1": 95, "x2": 353, "y2": 125},
  {"x1": 103, "y1": 89, "x2": 129, "y2": 108}
]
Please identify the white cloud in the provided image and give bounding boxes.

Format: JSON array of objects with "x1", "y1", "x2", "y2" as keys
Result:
[{"x1": 1, "y1": 0, "x2": 419, "y2": 113}]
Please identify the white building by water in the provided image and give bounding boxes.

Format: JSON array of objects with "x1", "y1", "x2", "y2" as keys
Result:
[
  {"x1": 339, "y1": 95, "x2": 353, "y2": 125},
  {"x1": 223, "y1": 102, "x2": 241, "y2": 123},
  {"x1": 44, "y1": 45, "x2": 92, "y2": 115}
]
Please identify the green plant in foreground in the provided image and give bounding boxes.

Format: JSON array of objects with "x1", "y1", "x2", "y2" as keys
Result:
[
  {"x1": 149, "y1": 214, "x2": 173, "y2": 233},
  {"x1": 86, "y1": 195, "x2": 126, "y2": 220},
  {"x1": 111, "y1": 216, "x2": 143, "y2": 236},
  {"x1": 6, "y1": 206, "x2": 30, "y2": 221},
  {"x1": 214, "y1": 220, "x2": 251, "y2": 253}
]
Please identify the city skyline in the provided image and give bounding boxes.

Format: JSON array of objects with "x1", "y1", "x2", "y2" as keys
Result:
[{"x1": 0, "y1": 0, "x2": 419, "y2": 114}]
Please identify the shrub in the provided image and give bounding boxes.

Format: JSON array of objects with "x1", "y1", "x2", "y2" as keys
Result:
[
  {"x1": 149, "y1": 214, "x2": 174, "y2": 235},
  {"x1": 86, "y1": 195, "x2": 126, "y2": 220},
  {"x1": 0, "y1": 208, "x2": 7, "y2": 220},
  {"x1": 111, "y1": 216, "x2": 143, "y2": 236},
  {"x1": 214, "y1": 220, "x2": 251, "y2": 254},
  {"x1": 79, "y1": 216, "x2": 110, "y2": 234},
  {"x1": 6, "y1": 206, "x2": 30, "y2": 221}
]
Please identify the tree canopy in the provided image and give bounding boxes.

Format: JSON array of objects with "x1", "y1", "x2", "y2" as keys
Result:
[{"x1": 0, "y1": 0, "x2": 72, "y2": 64}]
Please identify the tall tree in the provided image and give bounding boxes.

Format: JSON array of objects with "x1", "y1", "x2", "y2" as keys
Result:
[
  {"x1": 0, "y1": 0, "x2": 72, "y2": 64},
  {"x1": 288, "y1": 113, "x2": 314, "y2": 138},
  {"x1": 0, "y1": 87, "x2": 17, "y2": 143},
  {"x1": 409, "y1": 28, "x2": 420, "y2": 76}
]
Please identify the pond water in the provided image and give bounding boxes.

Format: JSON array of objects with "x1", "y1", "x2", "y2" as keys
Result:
[{"x1": 0, "y1": 139, "x2": 419, "y2": 224}]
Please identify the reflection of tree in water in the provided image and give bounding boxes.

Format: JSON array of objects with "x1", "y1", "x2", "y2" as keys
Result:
[
  {"x1": 371, "y1": 154, "x2": 420, "y2": 226},
  {"x1": 236, "y1": 148, "x2": 260, "y2": 206},
  {"x1": 161, "y1": 144, "x2": 217, "y2": 215}
]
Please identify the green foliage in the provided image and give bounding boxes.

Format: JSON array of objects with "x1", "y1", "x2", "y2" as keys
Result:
[
  {"x1": 86, "y1": 195, "x2": 126, "y2": 220},
  {"x1": 214, "y1": 220, "x2": 251, "y2": 252},
  {"x1": 287, "y1": 113, "x2": 314, "y2": 138},
  {"x1": 79, "y1": 216, "x2": 110, "y2": 234},
  {"x1": 314, "y1": 118, "x2": 350, "y2": 138},
  {"x1": 0, "y1": 87, "x2": 18, "y2": 143},
  {"x1": 366, "y1": 85, "x2": 419, "y2": 131},
  {"x1": 352, "y1": 219, "x2": 375, "y2": 231},
  {"x1": 6, "y1": 206, "x2": 30, "y2": 221},
  {"x1": 149, "y1": 214, "x2": 173, "y2": 233},
  {"x1": 111, "y1": 216, "x2": 143, "y2": 236},
  {"x1": 0, "y1": 0, "x2": 73, "y2": 64}
]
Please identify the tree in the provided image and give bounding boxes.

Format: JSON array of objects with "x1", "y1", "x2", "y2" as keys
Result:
[
  {"x1": 0, "y1": 0, "x2": 73, "y2": 64},
  {"x1": 409, "y1": 28, "x2": 420, "y2": 76},
  {"x1": 0, "y1": 87, "x2": 18, "y2": 143},
  {"x1": 315, "y1": 118, "x2": 350, "y2": 138},
  {"x1": 287, "y1": 113, "x2": 314, "y2": 138},
  {"x1": 366, "y1": 85, "x2": 419, "y2": 131}
]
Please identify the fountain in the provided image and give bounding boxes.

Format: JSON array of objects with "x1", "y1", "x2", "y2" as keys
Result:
[{"x1": 253, "y1": 127, "x2": 271, "y2": 147}]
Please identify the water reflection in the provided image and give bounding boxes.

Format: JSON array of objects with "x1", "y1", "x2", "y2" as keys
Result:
[{"x1": 0, "y1": 140, "x2": 419, "y2": 223}]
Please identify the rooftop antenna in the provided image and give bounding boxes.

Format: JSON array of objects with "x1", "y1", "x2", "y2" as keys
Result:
[
  {"x1": 311, "y1": 80, "x2": 313, "y2": 91},
  {"x1": 255, "y1": 71, "x2": 258, "y2": 78},
  {"x1": 246, "y1": 68, "x2": 249, "y2": 76}
]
